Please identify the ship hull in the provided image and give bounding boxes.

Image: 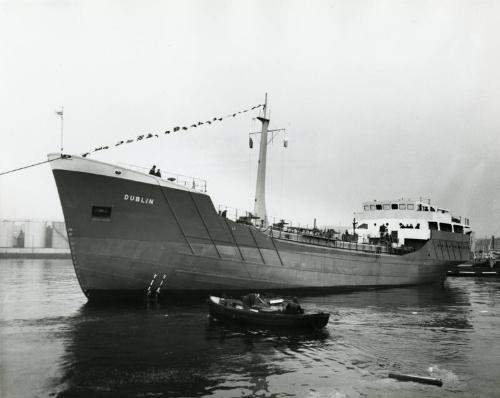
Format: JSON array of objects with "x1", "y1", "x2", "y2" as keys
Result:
[{"x1": 50, "y1": 155, "x2": 470, "y2": 301}]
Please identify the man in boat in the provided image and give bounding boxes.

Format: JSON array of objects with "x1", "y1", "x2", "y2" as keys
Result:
[
  {"x1": 149, "y1": 165, "x2": 157, "y2": 175},
  {"x1": 284, "y1": 297, "x2": 304, "y2": 314},
  {"x1": 242, "y1": 293, "x2": 267, "y2": 308}
]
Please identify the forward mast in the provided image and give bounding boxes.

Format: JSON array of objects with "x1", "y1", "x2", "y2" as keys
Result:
[{"x1": 252, "y1": 93, "x2": 286, "y2": 227}]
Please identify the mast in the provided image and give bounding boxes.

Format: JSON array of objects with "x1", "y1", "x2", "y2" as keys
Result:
[
  {"x1": 55, "y1": 106, "x2": 64, "y2": 153},
  {"x1": 254, "y1": 93, "x2": 269, "y2": 226},
  {"x1": 251, "y1": 93, "x2": 286, "y2": 227},
  {"x1": 60, "y1": 106, "x2": 64, "y2": 153}
]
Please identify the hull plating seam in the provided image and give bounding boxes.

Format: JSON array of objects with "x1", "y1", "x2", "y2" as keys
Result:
[
  {"x1": 75, "y1": 252, "x2": 444, "y2": 281},
  {"x1": 174, "y1": 268, "x2": 441, "y2": 281},
  {"x1": 75, "y1": 247, "x2": 441, "y2": 272},
  {"x1": 72, "y1": 237, "x2": 438, "y2": 266}
]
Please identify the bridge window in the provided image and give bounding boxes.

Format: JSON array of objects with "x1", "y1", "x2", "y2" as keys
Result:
[
  {"x1": 428, "y1": 222, "x2": 438, "y2": 230},
  {"x1": 376, "y1": 204, "x2": 382, "y2": 210},
  {"x1": 399, "y1": 204, "x2": 406, "y2": 210},
  {"x1": 453, "y1": 225, "x2": 464, "y2": 234},
  {"x1": 407, "y1": 204, "x2": 414, "y2": 210},
  {"x1": 391, "y1": 204, "x2": 398, "y2": 209},
  {"x1": 364, "y1": 205, "x2": 369, "y2": 211},
  {"x1": 370, "y1": 205, "x2": 376, "y2": 210},
  {"x1": 383, "y1": 204, "x2": 391, "y2": 210},
  {"x1": 439, "y1": 223, "x2": 452, "y2": 232}
]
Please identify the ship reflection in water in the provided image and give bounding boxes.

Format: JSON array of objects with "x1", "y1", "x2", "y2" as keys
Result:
[{"x1": 1, "y1": 260, "x2": 500, "y2": 397}]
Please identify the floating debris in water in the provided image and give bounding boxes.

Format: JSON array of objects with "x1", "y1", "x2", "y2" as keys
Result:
[{"x1": 389, "y1": 372, "x2": 443, "y2": 387}]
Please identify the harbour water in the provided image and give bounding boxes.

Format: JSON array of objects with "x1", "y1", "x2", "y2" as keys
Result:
[{"x1": 1, "y1": 259, "x2": 499, "y2": 397}]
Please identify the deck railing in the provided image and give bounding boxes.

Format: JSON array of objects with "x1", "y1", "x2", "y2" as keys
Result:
[
  {"x1": 266, "y1": 229, "x2": 391, "y2": 254},
  {"x1": 215, "y1": 205, "x2": 414, "y2": 255},
  {"x1": 215, "y1": 204, "x2": 294, "y2": 228},
  {"x1": 118, "y1": 163, "x2": 207, "y2": 193}
]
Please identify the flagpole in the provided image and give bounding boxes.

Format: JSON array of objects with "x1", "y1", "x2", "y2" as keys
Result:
[{"x1": 60, "y1": 106, "x2": 64, "y2": 154}]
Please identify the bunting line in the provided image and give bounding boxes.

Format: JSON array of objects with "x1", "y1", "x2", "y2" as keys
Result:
[{"x1": 82, "y1": 103, "x2": 264, "y2": 157}]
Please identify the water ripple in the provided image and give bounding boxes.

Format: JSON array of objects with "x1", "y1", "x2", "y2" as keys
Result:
[{"x1": 2, "y1": 260, "x2": 500, "y2": 397}]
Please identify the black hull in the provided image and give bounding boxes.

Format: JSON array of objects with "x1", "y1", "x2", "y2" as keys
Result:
[{"x1": 49, "y1": 155, "x2": 471, "y2": 301}]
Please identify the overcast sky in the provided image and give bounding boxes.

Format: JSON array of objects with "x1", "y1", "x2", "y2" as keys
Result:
[{"x1": 1, "y1": 0, "x2": 499, "y2": 237}]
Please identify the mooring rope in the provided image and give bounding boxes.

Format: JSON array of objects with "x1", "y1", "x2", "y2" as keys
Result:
[{"x1": 0, "y1": 156, "x2": 63, "y2": 176}]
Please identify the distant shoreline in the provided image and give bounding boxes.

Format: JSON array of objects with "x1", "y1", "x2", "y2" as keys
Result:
[{"x1": 0, "y1": 248, "x2": 71, "y2": 259}]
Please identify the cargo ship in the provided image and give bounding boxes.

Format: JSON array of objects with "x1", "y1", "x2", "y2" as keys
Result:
[{"x1": 49, "y1": 98, "x2": 472, "y2": 300}]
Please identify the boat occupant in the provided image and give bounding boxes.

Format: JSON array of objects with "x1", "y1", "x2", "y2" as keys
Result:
[
  {"x1": 155, "y1": 168, "x2": 162, "y2": 177},
  {"x1": 284, "y1": 297, "x2": 304, "y2": 314},
  {"x1": 242, "y1": 293, "x2": 258, "y2": 307},
  {"x1": 149, "y1": 165, "x2": 157, "y2": 175},
  {"x1": 242, "y1": 293, "x2": 265, "y2": 307}
]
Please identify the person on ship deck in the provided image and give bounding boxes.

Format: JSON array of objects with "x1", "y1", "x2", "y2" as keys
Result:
[{"x1": 149, "y1": 165, "x2": 156, "y2": 175}]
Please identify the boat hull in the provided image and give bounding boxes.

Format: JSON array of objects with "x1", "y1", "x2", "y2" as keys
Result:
[
  {"x1": 208, "y1": 296, "x2": 330, "y2": 329},
  {"x1": 50, "y1": 155, "x2": 470, "y2": 301}
]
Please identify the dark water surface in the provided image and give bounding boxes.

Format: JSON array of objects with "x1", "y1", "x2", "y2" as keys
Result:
[{"x1": 1, "y1": 259, "x2": 500, "y2": 397}]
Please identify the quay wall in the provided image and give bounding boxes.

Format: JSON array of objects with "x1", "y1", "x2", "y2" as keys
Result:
[{"x1": 0, "y1": 220, "x2": 70, "y2": 258}]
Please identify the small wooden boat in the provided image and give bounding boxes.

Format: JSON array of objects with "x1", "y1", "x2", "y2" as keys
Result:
[{"x1": 208, "y1": 296, "x2": 330, "y2": 329}]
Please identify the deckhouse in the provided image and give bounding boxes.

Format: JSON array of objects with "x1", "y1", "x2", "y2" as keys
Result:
[{"x1": 353, "y1": 198, "x2": 471, "y2": 247}]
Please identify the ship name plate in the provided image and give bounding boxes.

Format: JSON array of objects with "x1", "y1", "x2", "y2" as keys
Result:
[{"x1": 123, "y1": 194, "x2": 154, "y2": 205}]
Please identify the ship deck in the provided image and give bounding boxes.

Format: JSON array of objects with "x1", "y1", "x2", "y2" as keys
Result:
[{"x1": 265, "y1": 229, "x2": 407, "y2": 256}]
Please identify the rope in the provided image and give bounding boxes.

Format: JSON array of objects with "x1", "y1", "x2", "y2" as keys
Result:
[{"x1": 0, "y1": 156, "x2": 63, "y2": 176}]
